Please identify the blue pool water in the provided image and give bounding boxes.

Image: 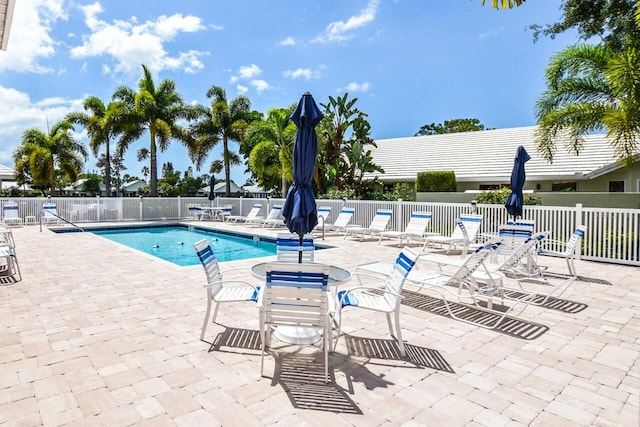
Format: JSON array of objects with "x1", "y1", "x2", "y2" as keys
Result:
[{"x1": 92, "y1": 226, "x2": 276, "y2": 266}]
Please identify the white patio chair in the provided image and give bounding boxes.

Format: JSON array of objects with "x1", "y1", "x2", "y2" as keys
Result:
[
  {"x1": 344, "y1": 209, "x2": 393, "y2": 241},
  {"x1": 188, "y1": 204, "x2": 203, "y2": 220},
  {"x1": 276, "y1": 233, "x2": 314, "y2": 262},
  {"x1": 260, "y1": 205, "x2": 285, "y2": 228},
  {"x1": 324, "y1": 207, "x2": 355, "y2": 235},
  {"x1": 42, "y1": 203, "x2": 62, "y2": 225},
  {"x1": 423, "y1": 214, "x2": 483, "y2": 255},
  {"x1": 0, "y1": 244, "x2": 21, "y2": 282},
  {"x1": 314, "y1": 206, "x2": 332, "y2": 236},
  {"x1": 409, "y1": 244, "x2": 537, "y2": 330},
  {"x1": 258, "y1": 263, "x2": 332, "y2": 383},
  {"x1": 538, "y1": 225, "x2": 587, "y2": 277},
  {"x1": 2, "y1": 202, "x2": 23, "y2": 227},
  {"x1": 378, "y1": 211, "x2": 433, "y2": 246},
  {"x1": 225, "y1": 203, "x2": 263, "y2": 223},
  {"x1": 334, "y1": 246, "x2": 419, "y2": 357},
  {"x1": 193, "y1": 239, "x2": 260, "y2": 341}
]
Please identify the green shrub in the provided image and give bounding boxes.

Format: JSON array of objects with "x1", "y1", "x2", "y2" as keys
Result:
[
  {"x1": 416, "y1": 171, "x2": 456, "y2": 192},
  {"x1": 475, "y1": 187, "x2": 540, "y2": 205}
]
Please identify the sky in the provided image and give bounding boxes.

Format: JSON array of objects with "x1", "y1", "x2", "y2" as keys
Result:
[{"x1": 0, "y1": 0, "x2": 579, "y2": 186}]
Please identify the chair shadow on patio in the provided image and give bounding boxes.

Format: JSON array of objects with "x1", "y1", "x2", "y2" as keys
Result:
[
  {"x1": 208, "y1": 327, "x2": 262, "y2": 352},
  {"x1": 400, "y1": 290, "x2": 551, "y2": 340},
  {"x1": 342, "y1": 336, "x2": 455, "y2": 373}
]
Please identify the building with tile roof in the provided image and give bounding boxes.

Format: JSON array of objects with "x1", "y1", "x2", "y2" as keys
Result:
[{"x1": 366, "y1": 126, "x2": 640, "y2": 193}]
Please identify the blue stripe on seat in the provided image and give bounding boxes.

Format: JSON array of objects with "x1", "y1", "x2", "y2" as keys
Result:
[
  {"x1": 337, "y1": 290, "x2": 357, "y2": 308},
  {"x1": 460, "y1": 216, "x2": 482, "y2": 222}
]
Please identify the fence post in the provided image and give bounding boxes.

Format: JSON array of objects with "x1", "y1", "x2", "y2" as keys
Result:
[
  {"x1": 396, "y1": 199, "x2": 403, "y2": 232},
  {"x1": 575, "y1": 203, "x2": 583, "y2": 260},
  {"x1": 139, "y1": 196, "x2": 143, "y2": 221},
  {"x1": 177, "y1": 196, "x2": 181, "y2": 219}
]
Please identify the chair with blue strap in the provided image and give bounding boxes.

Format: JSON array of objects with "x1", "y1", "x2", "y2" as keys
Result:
[
  {"x1": 258, "y1": 263, "x2": 332, "y2": 383},
  {"x1": 193, "y1": 239, "x2": 260, "y2": 341},
  {"x1": 538, "y1": 225, "x2": 587, "y2": 277},
  {"x1": 334, "y1": 246, "x2": 419, "y2": 357},
  {"x1": 344, "y1": 209, "x2": 393, "y2": 241},
  {"x1": 378, "y1": 211, "x2": 433, "y2": 246},
  {"x1": 423, "y1": 214, "x2": 483, "y2": 256},
  {"x1": 276, "y1": 233, "x2": 314, "y2": 262},
  {"x1": 2, "y1": 202, "x2": 23, "y2": 227},
  {"x1": 42, "y1": 203, "x2": 62, "y2": 225}
]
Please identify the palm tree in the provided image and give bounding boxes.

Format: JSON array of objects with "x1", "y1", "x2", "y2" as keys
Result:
[
  {"x1": 13, "y1": 120, "x2": 87, "y2": 195},
  {"x1": 535, "y1": 44, "x2": 640, "y2": 164},
  {"x1": 482, "y1": 0, "x2": 525, "y2": 8},
  {"x1": 189, "y1": 86, "x2": 251, "y2": 197},
  {"x1": 246, "y1": 106, "x2": 297, "y2": 197},
  {"x1": 141, "y1": 165, "x2": 149, "y2": 182},
  {"x1": 66, "y1": 96, "x2": 126, "y2": 197},
  {"x1": 112, "y1": 64, "x2": 193, "y2": 197}
]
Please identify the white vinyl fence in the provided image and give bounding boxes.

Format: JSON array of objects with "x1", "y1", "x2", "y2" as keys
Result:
[{"x1": 2, "y1": 196, "x2": 638, "y2": 266}]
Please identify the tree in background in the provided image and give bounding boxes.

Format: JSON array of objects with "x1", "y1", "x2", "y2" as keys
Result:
[
  {"x1": 188, "y1": 86, "x2": 251, "y2": 197},
  {"x1": 317, "y1": 93, "x2": 382, "y2": 197},
  {"x1": 246, "y1": 106, "x2": 297, "y2": 197},
  {"x1": 81, "y1": 173, "x2": 103, "y2": 196},
  {"x1": 415, "y1": 118, "x2": 489, "y2": 136},
  {"x1": 529, "y1": 0, "x2": 639, "y2": 53},
  {"x1": 113, "y1": 64, "x2": 193, "y2": 197},
  {"x1": 13, "y1": 120, "x2": 87, "y2": 196},
  {"x1": 535, "y1": 2, "x2": 640, "y2": 165},
  {"x1": 66, "y1": 96, "x2": 127, "y2": 197}
]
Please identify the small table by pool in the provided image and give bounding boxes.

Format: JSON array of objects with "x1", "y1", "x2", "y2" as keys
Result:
[{"x1": 251, "y1": 261, "x2": 352, "y2": 345}]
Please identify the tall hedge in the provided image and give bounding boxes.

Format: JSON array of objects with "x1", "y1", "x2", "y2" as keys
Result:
[{"x1": 416, "y1": 171, "x2": 457, "y2": 192}]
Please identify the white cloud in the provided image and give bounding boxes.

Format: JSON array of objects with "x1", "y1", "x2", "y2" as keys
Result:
[
  {"x1": 0, "y1": 0, "x2": 67, "y2": 73},
  {"x1": 278, "y1": 36, "x2": 296, "y2": 46},
  {"x1": 0, "y1": 85, "x2": 84, "y2": 165},
  {"x1": 69, "y1": 2, "x2": 209, "y2": 76},
  {"x1": 338, "y1": 81, "x2": 370, "y2": 93},
  {"x1": 238, "y1": 64, "x2": 262, "y2": 79},
  {"x1": 314, "y1": 0, "x2": 379, "y2": 43},
  {"x1": 250, "y1": 80, "x2": 270, "y2": 92},
  {"x1": 283, "y1": 68, "x2": 320, "y2": 80},
  {"x1": 236, "y1": 85, "x2": 248, "y2": 94}
]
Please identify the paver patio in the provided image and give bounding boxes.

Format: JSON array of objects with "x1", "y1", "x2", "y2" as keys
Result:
[{"x1": 0, "y1": 221, "x2": 638, "y2": 426}]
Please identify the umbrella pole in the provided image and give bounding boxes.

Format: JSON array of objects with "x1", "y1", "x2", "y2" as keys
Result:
[{"x1": 298, "y1": 234, "x2": 303, "y2": 263}]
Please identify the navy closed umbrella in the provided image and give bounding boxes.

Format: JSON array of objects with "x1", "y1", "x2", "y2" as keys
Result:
[
  {"x1": 505, "y1": 145, "x2": 531, "y2": 220},
  {"x1": 208, "y1": 175, "x2": 216, "y2": 202},
  {"x1": 282, "y1": 92, "x2": 324, "y2": 262}
]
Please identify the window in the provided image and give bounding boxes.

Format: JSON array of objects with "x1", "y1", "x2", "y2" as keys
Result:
[
  {"x1": 608, "y1": 181, "x2": 625, "y2": 192},
  {"x1": 479, "y1": 184, "x2": 500, "y2": 190},
  {"x1": 551, "y1": 182, "x2": 577, "y2": 192}
]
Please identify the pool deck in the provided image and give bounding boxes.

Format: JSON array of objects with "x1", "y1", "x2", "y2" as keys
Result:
[{"x1": 1, "y1": 220, "x2": 638, "y2": 426}]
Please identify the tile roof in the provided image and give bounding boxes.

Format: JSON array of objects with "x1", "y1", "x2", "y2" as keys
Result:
[{"x1": 366, "y1": 126, "x2": 626, "y2": 183}]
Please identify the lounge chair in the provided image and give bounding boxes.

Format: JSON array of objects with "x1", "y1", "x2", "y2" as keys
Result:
[
  {"x1": 276, "y1": 233, "x2": 314, "y2": 262},
  {"x1": 2, "y1": 202, "x2": 23, "y2": 227},
  {"x1": 258, "y1": 263, "x2": 332, "y2": 383},
  {"x1": 42, "y1": 203, "x2": 62, "y2": 225},
  {"x1": 344, "y1": 209, "x2": 393, "y2": 241},
  {"x1": 314, "y1": 206, "x2": 332, "y2": 237},
  {"x1": 334, "y1": 246, "x2": 419, "y2": 357},
  {"x1": 260, "y1": 205, "x2": 285, "y2": 228},
  {"x1": 378, "y1": 211, "x2": 433, "y2": 246},
  {"x1": 538, "y1": 225, "x2": 587, "y2": 277},
  {"x1": 324, "y1": 207, "x2": 355, "y2": 235},
  {"x1": 423, "y1": 214, "x2": 483, "y2": 255},
  {"x1": 0, "y1": 244, "x2": 20, "y2": 282},
  {"x1": 188, "y1": 204, "x2": 204, "y2": 220},
  {"x1": 408, "y1": 244, "x2": 537, "y2": 330},
  {"x1": 193, "y1": 239, "x2": 260, "y2": 341},
  {"x1": 225, "y1": 203, "x2": 263, "y2": 224}
]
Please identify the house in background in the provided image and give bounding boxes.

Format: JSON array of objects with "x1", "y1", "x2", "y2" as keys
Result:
[
  {"x1": 121, "y1": 179, "x2": 147, "y2": 197},
  {"x1": 366, "y1": 126, "x2": 640, "y2": 194}
]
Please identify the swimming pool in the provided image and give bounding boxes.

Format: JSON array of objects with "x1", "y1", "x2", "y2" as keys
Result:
[{"x1": 90, "y1": 225, "x2": 278, "y2": 266}]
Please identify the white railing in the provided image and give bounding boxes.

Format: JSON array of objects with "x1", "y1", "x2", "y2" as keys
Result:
[{"x1": 2, "y1": 196, "x2": 638, "y2": 266}]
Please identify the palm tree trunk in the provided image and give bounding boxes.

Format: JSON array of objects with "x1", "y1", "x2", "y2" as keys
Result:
[
  {"x1": 104, "y1": 139, "x2": 111, "y2": 197},
  {"x1": 150, "y1": 134, "x2": 157, "y2": 197},
  {"x1": 281, "y1": 173, "x2": 287, "y2": 198},
  {"x1": 223, "y1": 137, "x2": 231, "y2": 197}
]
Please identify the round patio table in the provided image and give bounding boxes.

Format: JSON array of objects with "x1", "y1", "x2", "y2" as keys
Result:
[{"x1": 251, "y1": 261, "x2": 352, "y2": 345}]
